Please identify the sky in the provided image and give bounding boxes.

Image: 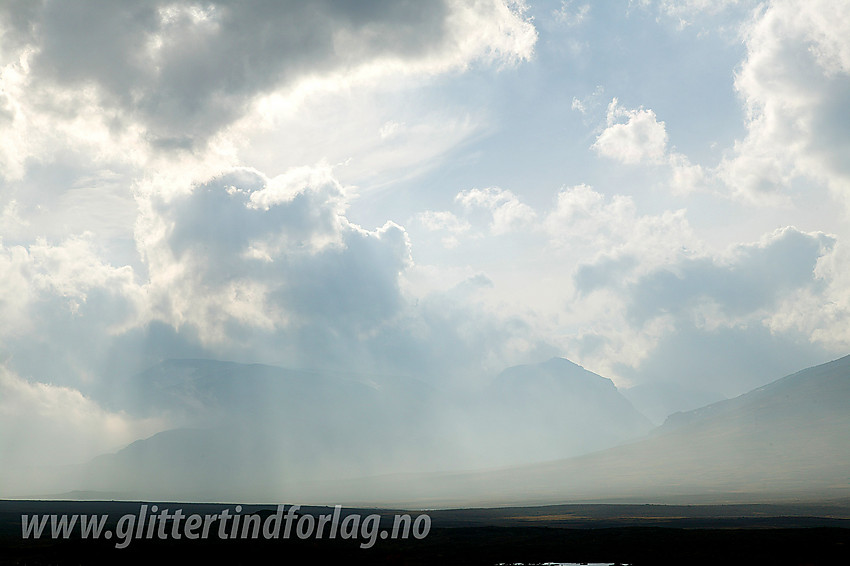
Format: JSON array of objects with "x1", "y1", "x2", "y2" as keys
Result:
[{"x1": 2, "y1": 0, "x2": 850, "y2": 471}]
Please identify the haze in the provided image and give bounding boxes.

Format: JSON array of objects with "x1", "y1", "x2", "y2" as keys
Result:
[{"x1": 1, "y1": 0, "x2": 849, "y2": 506}]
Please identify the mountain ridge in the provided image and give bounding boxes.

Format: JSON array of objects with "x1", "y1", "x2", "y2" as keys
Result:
[
  {"x1": 286, "y1": 353, "x2": 850, "y2": 507},
  {"x1": 64, "y1": 356, "x2": 656, "y2": 501}
]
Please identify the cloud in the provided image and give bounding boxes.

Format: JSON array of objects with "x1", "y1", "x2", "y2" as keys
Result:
[
  {"x1": 570, "y1": 226, "x2": 840, "y2": 393},
  {"x1": 623, "y1": 227, "x2": 834, "y2": 324},
  {"x1": 648, "y1": 0, "x2": 759, "y2": 28},
  {"x1": 361, "y1": 276, "x2": 559, "y2": 383},
  {"x1": 592, "y1": 98, "x2": 669, "y2": 165},
  {"x1": 0, "y1": 0, "x2": 536, "y2": 151},
  {"x1": 0, "y1": 365, "x2": 163, "y2": 470},
  {"x1": 0, "y1": 234, "x2": 146, "y2": 388},
  {"x1": 719, "y1": 0, "x2": 850, "y2": 204},
  {"x1": 417, "y1": 210, "x2": 472, "y2": 234},
  {"x1": 584, "y1": 1, "x2": 850, "y2": 205},
  {"x1": 0, "y1": 1, "x2": 535, "y2": 261},
  {"x1": 416, "y1": 210, "x2": 471, "y2": 248},
  {"x1": 553, "y1": 1, "x2": 591, "y2": 27},
  {"x1": 612, "y1": 320, "x2": 833, "y2": 395},
  {"x1": 765, "y1": 239, "x2": 850, "y2": 351},
  {"x1": 545, "y1": 184, "x2": 694, "y2": 265},
  {"x1": 4, "y1": 0, "x2": 850, "y2": 494},
  {"x1": 135, "y1": 165, "x2": 410, "y2": 348},
  {"x1": 591, "y1": 98, "x2": 708, "y2": 194},
  {"x1": 134, "y1": 165, "x2": 555, "y2": 381},
  {"x1": 456, "y1": 187, "x2": 537, "y2": 235}
]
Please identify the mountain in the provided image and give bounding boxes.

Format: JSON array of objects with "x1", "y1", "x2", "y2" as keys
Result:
[
  {"x1": 70, "y1": 357, "x2": 654, "y2": 501},
  {"x1": 621, "y1": 381, "x2": 726, "y2": 425},
  {"x1": 659, "y1": 354, "x2": 850, "y2": 433},
  {"x1": 306, "y1": 354, "x2": 850, "y2": 507},
  {"x1": 464, "y1": 357, "x2": 654, "y2": 465},
  {"x1": 79, "y1": 359, "x2": 449, "y2": 500}
]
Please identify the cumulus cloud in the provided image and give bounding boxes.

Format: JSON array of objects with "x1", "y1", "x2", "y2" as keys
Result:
[
  {"x1": 131, "y1": 165, "x2": 554, "y2": 382},
  {"x1": 765, "y1": 239, "x2": 850, "y2": 351},
  {"x1": 456, "y1": 187, "x2": 537, "y2": 235},
  {"x1": 417, "y1": 210, "x2": 472, "y2": 233},
  {"x1": 135, "y1": 165, "x2": 410, "y2": 350},
  {"x1": 586, "y1": 1, "x2": 850, "y2": 204},
  {"x1": 5, "y1": 0, "x2": 850, "y2": 495},
  {"x1": 0, "y1": 234, "x2": 147, "y2": 389},
  {"x1": 623, "y1": 227, "x2": 834, "y2": 324},
  {"x1": 592, "y1": 98, "x2": 669, "y2": 165},
  {"x1": 0, "y1": 365, "x2": 163, "y2": 470},
  {"x1": 590, "y1": 98, "x2": 706, "y2": 194},
  {"x1": 0, "y1": 0, "x2": 536, "y2": 267},
  {"x1": 545, "y1": 183, "x2": 695, "y2": 265},
  {"x1": 571, "y1": 226, "x2": 839, "y2": 393},
  {"x1": 1, "y1": 156, "x2": 557, "y2": 404},
  {"x1": 719, "y1": 0, "x2": 850, "y2": 204}
]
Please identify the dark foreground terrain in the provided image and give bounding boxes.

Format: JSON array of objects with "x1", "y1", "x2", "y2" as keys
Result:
[{"x1": 2, "y1": 499, "x2": 849, "y2": 565}]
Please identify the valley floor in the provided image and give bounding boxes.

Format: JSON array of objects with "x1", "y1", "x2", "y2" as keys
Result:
[{"x1": 2, "y1": 499, "x2": 849, "y2": 565}]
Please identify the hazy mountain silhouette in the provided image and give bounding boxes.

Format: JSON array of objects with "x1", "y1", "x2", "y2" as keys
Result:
[
  {"x1": 467, "y1": 357, "x2": 654, "y2": 464},
  {"x1": 622, "y1": 380, "x2": 726, "y2": 425},
  {"x1": 69, "y1": 357, "x2": 654, "y2": 501},
  {"x1": 309, "y1": 354, "x2": 850, "y2": 506}
]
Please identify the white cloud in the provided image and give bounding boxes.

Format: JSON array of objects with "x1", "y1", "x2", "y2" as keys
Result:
[
  {"x1": 0, "y1": 365, "x2": 164, "y2": 470},
  {"x1": 571, "y1": 97, "x2": 586, "y2": 113},
  {"x1": 418, "y1": 210, "x2": 472, "y2": 234},
  {"x1": 456, "y1": 187, "x2": 537, "y2": 235},
  {"x1": 379, "y1": 120, "x2": 404, "y2": 140},
  {"x1": 566, "y1": 224, "x2": 842, "y2": 392},
  {"x1": 719, "y1": 0, "x2": 850, "y2": 204},
  {"x1": 592, "y1": 98, "x2": 669, "y2": 165},
  {"x1": 571, "y1": 86, "x2": 605, "y2": 114},
  {"x1": 667, "y1": 152, "x2": 708, "y2": 195},
  {"x1": 766, "y1": 239, "x2": 850, "y2": 350},
  {"x1": 135, "y1": 164, "x2": 409, "y2": 345},
  {"x1": 553, "y1": 1, "x2": 591, "y2": 27},
  {"x1": 545, "y1": 184, "x2": 695, "y2": 266},
  {"x1": 591, "y1": 98, "x2": 708, "y2": 194},
  {"x1": 652, "y1": 0, "x2": 758, "y2": 26},
  {"x1": 128, "y1": 164, "x2": 552, "y2": 383},
  {"x1": 416, "y1": 210, "x2": 471, "y2": 248},
  {"x1": 0, "y1": 235, "x2": 144, "y2": 343},
  {"x1": 3, "y1": 0, "x2": 850, "y2": 493}
]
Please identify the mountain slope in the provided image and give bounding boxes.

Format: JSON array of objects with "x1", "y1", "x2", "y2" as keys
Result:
[
  {"x1": 298, "y1": 354, "x2": 850, "y2": 507},
  {"x1": 467, "y1": 357, "x2": 654, "y2": 465},
  {"x1": 71, "y1": 357, "x2": 654, "y2": 501},
  {"x1": 622, "y1": 381, "x2": 726, "y2": 425}
]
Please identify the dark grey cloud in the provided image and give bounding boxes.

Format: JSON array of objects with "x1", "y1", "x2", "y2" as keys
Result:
[
  {"x1": 625, "y1": 227, "x2": 833, "y2": 324},
  {"x1": 146, "y1": 166, "x2": 407, "y2": 337},
  {"x1": 574, "y1": 254, "x2": 638, "y2": 295},
  {"x1": 11, "y1": 0, "x2": 458, "y2": 146},
  {"x1": 570, "y1": 227, "x2": 839, "y2": 395},
  {"x1": 575, "y1": 227, "x2": 834, "y2": 325},
  {"x1": 133, "y1": 167, "x2": 554, "y2": 385}
]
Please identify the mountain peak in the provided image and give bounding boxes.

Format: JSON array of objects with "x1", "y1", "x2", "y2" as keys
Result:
[{"x1": 495, "y1": 357, "x2": 618, "y2": 394}]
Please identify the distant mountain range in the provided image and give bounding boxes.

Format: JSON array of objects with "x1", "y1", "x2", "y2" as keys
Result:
[
  {"x1": 310, "y1": 354, "x2": 850, "y2": 507},
  {"x1": 68, "y1": 357, "x2": 653, "y2": 501},
  {"x1": 621, "y1": 380, "x2": 726, "y2": 425},
  {"x1": 12, "y1": 355, "x2": 849, "y2": 506}
]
